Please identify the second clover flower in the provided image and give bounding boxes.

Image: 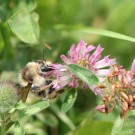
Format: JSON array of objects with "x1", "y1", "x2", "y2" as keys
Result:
[{"x1": 96, "y1": 60, "x2": 135, "y2": 117}]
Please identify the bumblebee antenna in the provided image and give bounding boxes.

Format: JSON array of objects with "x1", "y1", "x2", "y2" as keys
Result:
[
  {"x1": 42, "y1": 42, "x2": 52, "y2": 61},
  {"x1": 42, "y1": 47, "x2": 46, "y2": 62}
]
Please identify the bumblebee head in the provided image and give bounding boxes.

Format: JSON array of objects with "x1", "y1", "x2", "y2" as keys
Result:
[
  {"x1": 19, "y1": 62, "x2": 40, "y2": 86},
  {"x1": 19, "y1": 60, "x2": 53, "y2": 87},
  {"x1": 34, "y1": 60, "x2": 53, "y2": 72}
]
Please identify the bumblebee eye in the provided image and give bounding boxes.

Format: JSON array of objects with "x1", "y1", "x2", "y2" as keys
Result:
[
  {"x1": 41, "y1": 66, "x2": 53, "y2": 72},
  {"x1": 41, "y1": 66, "x2": 48, "y2": 72}
]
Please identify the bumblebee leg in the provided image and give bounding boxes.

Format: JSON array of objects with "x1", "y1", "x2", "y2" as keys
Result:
[
  {"x1": 31, "y1": 86, "x2": 42, "y2": 92},
  {"x1": 38, "y1": 91, "x2": 46, "y2": 98},
  {"x1": 31, "y1": 84, "x2": 53, "y2": 100},
  {"x1": 46, "y1": 80, "x2": 52, "y2": 85},
  {"x1": 31, "y1": 85, "x2": 51, "y2": 92},
  {"x1": 56, "y1": 89, "x2": 65, "y2": 94},
  {"x1": 47, "y1": 85, "x2": 58, "y2": 99}
]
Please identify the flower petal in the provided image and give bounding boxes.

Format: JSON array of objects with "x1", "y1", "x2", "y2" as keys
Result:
[
  {"x1": 130, "y1": 59, "x2": 135, "y2": 76},
  {"x1": 90, "y1": 45, "x2": 104, "y2": 64},
  {"x1": 76, "y1": 40, "x2": 87, "y2": 57},
  {"x1": 72, "y1": 79, "x2": 78, "y2": 88},
  {"x1": 60, "y1": 55, "x2": 71, "y2": 64},
  {"x1": 69, "y1": 44, "x2": 76, "y2": 58},
  {"x1": 96, "y1": 69, "x2": 111, "y2": 76},
  {"x1": 86, "y1": 45, "x2": 95, "y2": 53},
  {"x1": 89, "y1": 85, "x2": 103, "y2": 96},
  {"x1": 94, "y1": 57, "x2": 116, "y2": 69},
  {"x1": 96, "y1": 105, "x2": 106, "y2": 113}
]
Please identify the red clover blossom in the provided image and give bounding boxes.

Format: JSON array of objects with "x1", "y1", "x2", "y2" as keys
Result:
[{"x1": 51, "y1": 40, "x2": 116, "y2": 94}]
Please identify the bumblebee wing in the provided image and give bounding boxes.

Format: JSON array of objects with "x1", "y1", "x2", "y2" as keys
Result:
[{"x1": 21, "y1": 83, "x2": 32, "y2": 102}]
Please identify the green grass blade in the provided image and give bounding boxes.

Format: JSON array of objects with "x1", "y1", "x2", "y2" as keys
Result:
[{"x1": 54, "y1": 24, "x2": 135, "y2": 43}]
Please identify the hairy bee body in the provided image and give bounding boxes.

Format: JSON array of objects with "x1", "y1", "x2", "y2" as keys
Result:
[{"x1": 19, "y1": 60, "x2": 55, "y2": 102}]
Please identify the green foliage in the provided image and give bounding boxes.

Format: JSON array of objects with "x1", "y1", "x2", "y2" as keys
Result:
[
  {"x1": 61, "y1": 89, "x2": 77, "y2": 113},
  {"x1": 18, "y1": 100, "x2": 50, "y2": 118},
  {"x1": 111, "y1": 116, "x2": 124, "y2": 135},
  {"x1": 8, "y1": 1, "x2": 39, "y2": 43},
  {"x1": 68, "y1": 64, "x2": 99, "y2": 85},
  {"x1": 69, "y1": 120, "x2": 113, "y2": 135},
  {"x1": 117, "y1": 111, "x2": 135, "y2": 135},
  {"x1": 51, "y1": 104, "x2": 76, "y2": 130},
  {"x1": 77, "y1": 27, "x2": 135, "y2": 43},
  {"x1": 14, "y1": 102, "x2": 28, "y2": 110},
  {"x1": 54, "y1": 24, "x2": 135, "y2": 43},
  {"x1": 14, "y1": 121, "x2": 25, "y2": 135}
]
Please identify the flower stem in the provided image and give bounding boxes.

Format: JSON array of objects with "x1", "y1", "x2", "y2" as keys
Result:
[
  {"x1": 0, "y1": 115, "x2": 6, "y2": 135},
  {"x1": 1, "y1": 123, "x2": 6, "y2": 135}
]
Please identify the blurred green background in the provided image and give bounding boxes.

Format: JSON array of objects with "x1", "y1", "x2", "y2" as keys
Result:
[{"x1": 1, "y1": 0, "x2": 135, "y2": 135}]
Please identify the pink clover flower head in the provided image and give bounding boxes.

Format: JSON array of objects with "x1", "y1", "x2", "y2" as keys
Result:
[
  {"x1": 61, "y1": 40, "x2": 116, "y2": 78},
  {"x1": 95, "y1": 64, "x2": 135, "y2": 117},
  {"x1": 51, "y1": 40, "x2": 116, "y2": 94}
]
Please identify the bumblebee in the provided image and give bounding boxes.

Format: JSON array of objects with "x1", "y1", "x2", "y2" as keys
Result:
[
  {"x1": 19, "y1": 60, "x2": 53, "y2": 102},
  {"x1": 19, "y1": 60, "x2": 64, "y2": 102}
]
